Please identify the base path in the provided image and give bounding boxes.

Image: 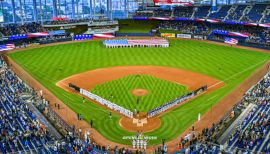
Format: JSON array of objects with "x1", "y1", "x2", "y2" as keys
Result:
[
  {"x1": 57, "y1": 66, "x2": 223, "y2": 92},
  {"x1": 57, "y1": 66, "x2": 224, "y2": 132}
]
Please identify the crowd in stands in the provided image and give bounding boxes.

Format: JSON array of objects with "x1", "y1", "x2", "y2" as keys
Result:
[
  {"x1": 0, "y1": 4, "x2": 268, "y2": 154},
  {"x1": 159, "y1": 21, "x2": 210, "y2": 35},
  {"x1": 43, "y1": 18, "x2": 92, "y2": 25},
  {"x1": 154, "y1": 9, "x2": 172, "y2": 18},
  {"x1": 0, "y1": 58, "x2": 54, "y2": 153},
  {"x1": 173, "y1": 6, "x2": 193, "y2": 18},
  {"x1": 0, "y1": 57, "x2": 117, "y2": 153},
  {"x1": 0, "y1": 23, "x2": 47, "y2": 37},
  {"x1": 209, "y1": 5, "x2": 232, "y2": 20},
  {"x1": 37, "y1": 34, "x2": 72, "y2": 44},
  {"x1": 158, "y1": 20, "x2": 270, "y2": 46},
  {"x1": 43, "y1": 18, "x2": 113, "y2": 26},
  {"x1": 226, "y1": 74, "x2": 269, "y2": 153},
  {"x1": 134, "y1": 12, "x2": 154, "y2": 17},
  {"x1": 175, "y1": 72, "x2": 270, "y2": 154},
  {"x1": 226, "y1": 5, "x2": 247, "y2": 22},
  {"x1": 193, "y1": 6, "x2": 210, "y2": 19},
  {"x1": 245, "y1": 4, "x2": 267, "y2": 23},
  {"x1": 134, "y1": 4, "x2": 270, "y2": 24}
]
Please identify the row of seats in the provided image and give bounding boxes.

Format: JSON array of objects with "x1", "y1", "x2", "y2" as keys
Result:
[
  {"x1": 0, "y1": 65, "x2": 54, "y2": 153},
  {"x1": 208, "y1": 5, "x2": 232, "y2": 20},
  {"x1": 158, "y1": 20, "x2": 270, "y2": 45},
  {"x1": 173, "y1": 7, "x2": 193, "y2": 18},
  {"x1": 226, "y1": 5, "x2": 247, "y2": 21},
  {"x1": 227, "y1": 74, "x2": 270, "y2": 153},
  {"x1": 134, "y1": 4, "x2": 270, "y2": 24},
  {"x1": 247, "y1": 4, "x2": 267, "y2": 23},
  {"x1": 0, "y1": 23, "x2": 47, "y2": 37},
  {"x1": 158, "y1": 21, "x2": 210, "y2": 35},
  {"x1": 174, "y1": 73, "x2": 270, "y2": 154},
  {"x1": 193, "y1": 6, "x2": 211, "y2": 19}
]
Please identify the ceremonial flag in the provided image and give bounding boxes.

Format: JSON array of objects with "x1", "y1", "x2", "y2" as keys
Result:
[
  {"x1": 224, "y1": 37, "x2": 238, "y2": 45},
  {"x1": 0, "y1": 44, "x2": 15, "y2": 52}
]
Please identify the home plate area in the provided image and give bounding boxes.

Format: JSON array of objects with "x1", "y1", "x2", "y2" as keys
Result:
[{"x1": 133, "y1": 118, "x2": 148, "y2": 127}]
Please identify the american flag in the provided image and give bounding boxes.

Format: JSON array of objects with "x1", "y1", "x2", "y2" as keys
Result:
[
  {"x1": 128, "y1": 39, "x2": 169, "y2": 45},
  {"x1": 0, "y1": 44, "x2": 15, "y2": 52},
  {"x1": 224, "y1": 37, "x2": 238, "y2": 45}
]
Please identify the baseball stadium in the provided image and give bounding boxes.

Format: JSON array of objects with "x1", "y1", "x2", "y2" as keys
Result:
[{"x1": 0, "y1": 0, "x2": 269, "y2": 153}]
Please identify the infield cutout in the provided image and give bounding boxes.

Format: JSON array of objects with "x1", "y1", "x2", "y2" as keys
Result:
[{"x1": 56, "y1": 66, "x2": 224, "y2": 132}]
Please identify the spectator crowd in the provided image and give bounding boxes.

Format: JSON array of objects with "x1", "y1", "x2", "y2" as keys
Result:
[{"x1": 175, "y1": 72, "x2": 270, "y2": 154}]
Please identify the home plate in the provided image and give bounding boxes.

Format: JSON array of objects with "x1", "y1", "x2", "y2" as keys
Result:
[{"x1": 133, "y1": 118, "x2": 147, "y2": 127}]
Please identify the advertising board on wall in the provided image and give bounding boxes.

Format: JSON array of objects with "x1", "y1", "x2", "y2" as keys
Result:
[
  {"x1": 176, "y1": 34, "x2": 192, "y2": 39},
  {"x1": 194, "y1": 35, "x2": 204, "y2": 40},
  {"x1": 161, "y1": 33, "x2": 175, "y2": 38}
]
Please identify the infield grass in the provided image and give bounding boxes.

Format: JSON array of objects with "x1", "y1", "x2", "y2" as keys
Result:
[
  {"x1": 91, "y1": 75, "x2": 190, "y2": 112},
  {"x1": 7, "y1": 39, "x2": 270, "y2": 145}
]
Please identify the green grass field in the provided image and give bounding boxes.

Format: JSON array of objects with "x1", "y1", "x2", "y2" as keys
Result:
[
  {"x1": 8, "y1": 39, "x2": 270, "y2": 145},
  {"x1": 91, "y1": 75, "x2": 190, "y2": 112}
]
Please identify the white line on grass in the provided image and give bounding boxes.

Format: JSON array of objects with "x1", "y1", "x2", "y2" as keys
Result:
[{"x1": 208, "y1": 59, "x2": 269, "y2": 89}]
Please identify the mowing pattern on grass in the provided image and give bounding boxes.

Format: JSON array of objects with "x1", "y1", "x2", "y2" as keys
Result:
[
  {"x1": 7, "y1": 39, "x2": 270, "y2": 145},
  {"x1": 91, "y1": 75, "x2": 190, "y2": 112}
]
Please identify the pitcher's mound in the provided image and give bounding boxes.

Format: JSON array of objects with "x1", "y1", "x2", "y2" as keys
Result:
[{"x1": 132, "y1": 89, "x2": 149, "y2": 96}]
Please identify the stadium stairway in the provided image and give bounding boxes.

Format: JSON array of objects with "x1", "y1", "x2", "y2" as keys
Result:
[
  {"x1": 260, "y1": 5, "x2": 270, "y2": 23},
  {"x1": 193, "y1": 6, "x2": 211, "y2": 19},
  {"x1": 227, "y1": 102, "x2": 269, "y2": 153},
  {"x1": 218, "y1": 103, "x2": 256, "y2": 144},
  {"x1": 208, "y1": 5, "x2": 232, "y2": 20},
  {"x1": 27, "y1": 102, "x2": 63, "y2": 140},
  {"x1": 224, "y1": 5, "x2": 238, "y2": 21},
  {"x1": 0, "y1": 69, "x2": 55, "y2": 154},
  {"x1": 246, "y1": 4, "x2": 267, "y2": 23},
  {"x1": 226, "y1": 5, "x2": 247, "y2": 22},
  {"x1": 259, "y1": 132, "x2": 270, "y2": 153}
]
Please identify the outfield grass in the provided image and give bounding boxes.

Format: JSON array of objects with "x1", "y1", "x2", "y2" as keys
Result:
[
  {"x1": 91, "y1": 75, "x2": 190, "y2": 112},
  {"x1": 8, "y1": 39, "x2": 270, "y2": 145}
]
